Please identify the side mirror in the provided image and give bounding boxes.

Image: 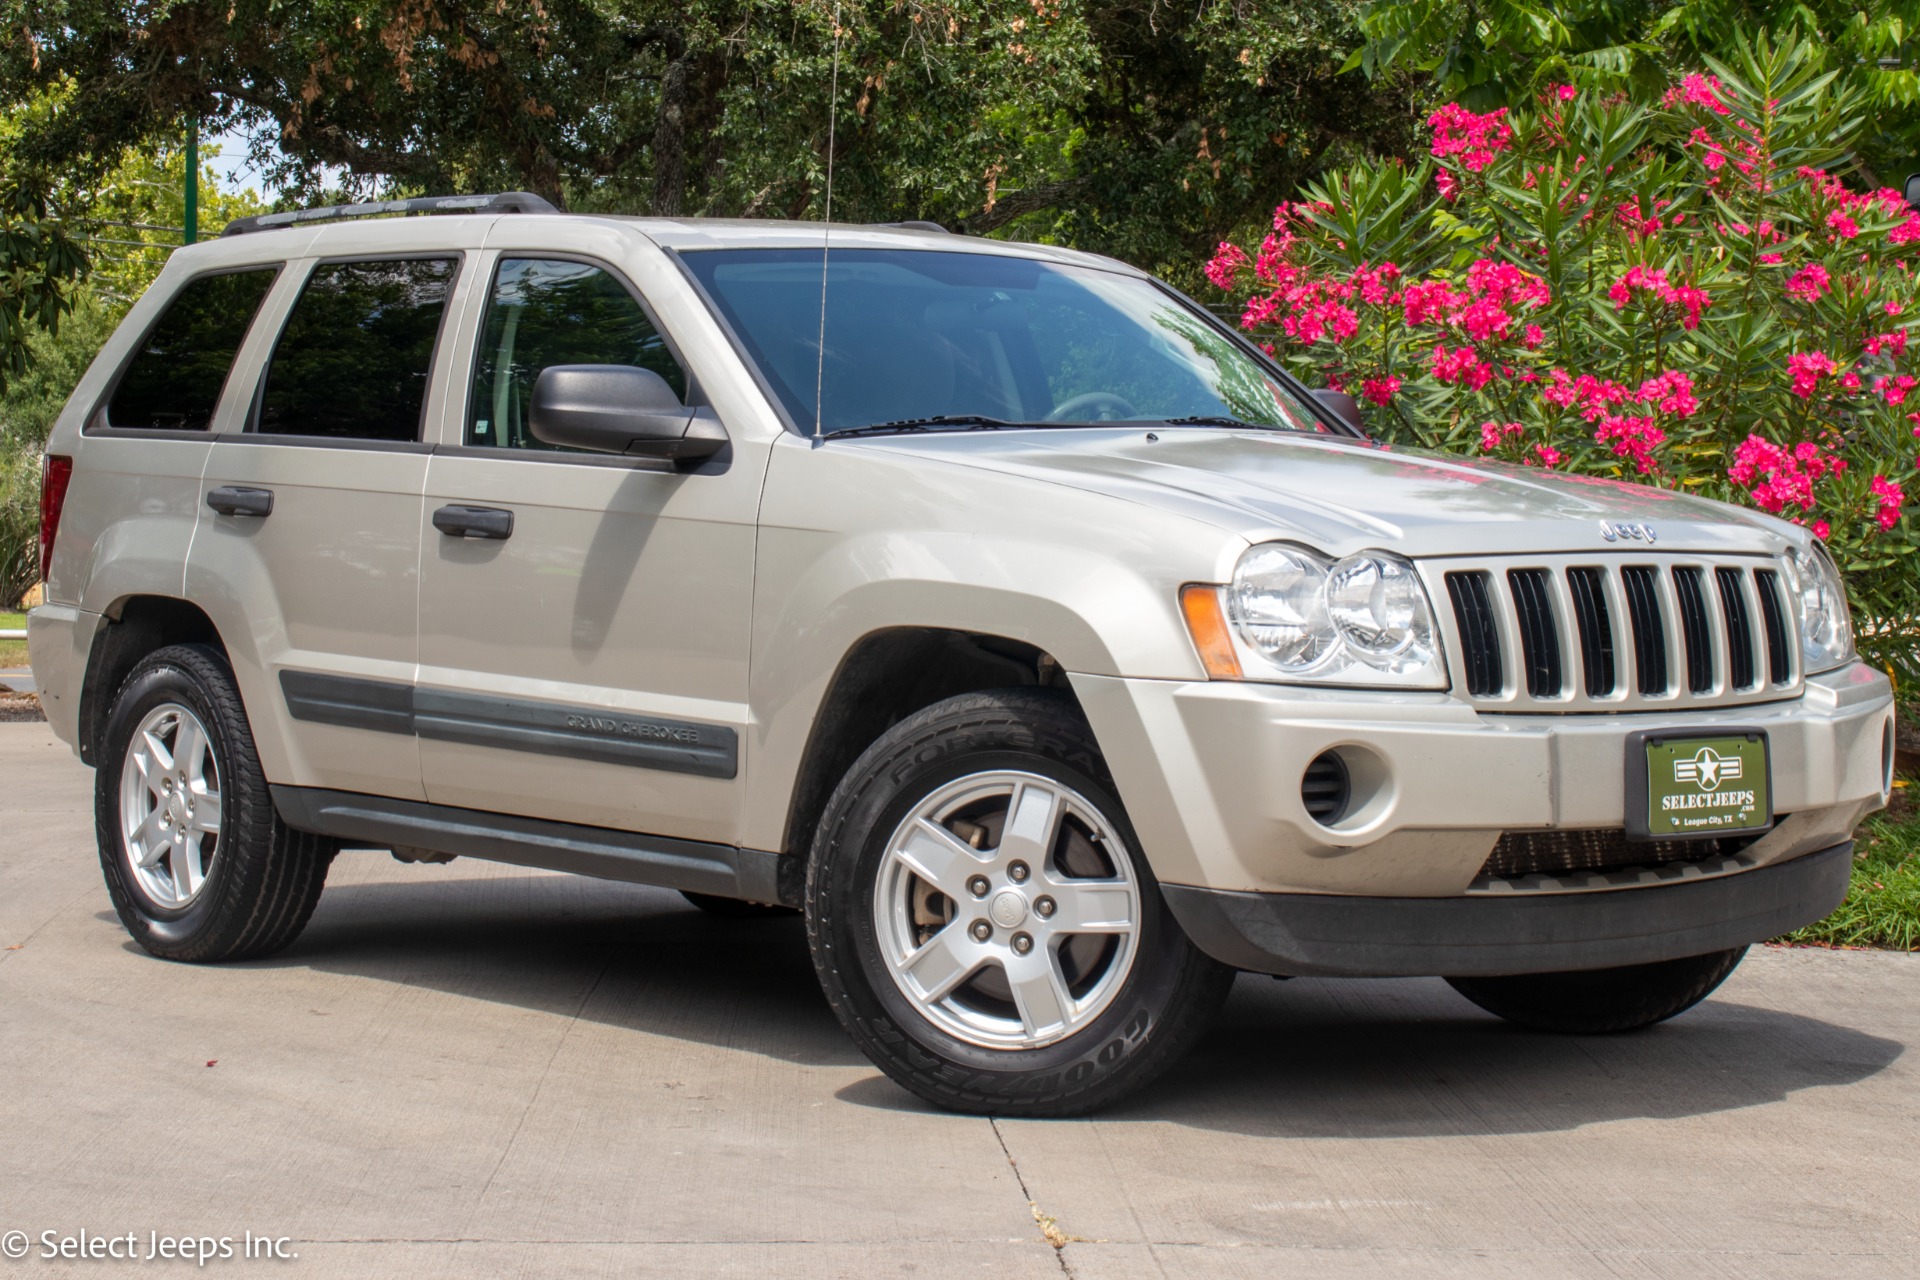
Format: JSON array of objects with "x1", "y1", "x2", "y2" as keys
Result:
[
  {"x1": 528, "y1": 365, "x2": 726, "y2": 463},
  {"x1": 1311, "y1": 387, "x2": 1365, "y2": 432},
  {"x1": 1905, "y1": 172, "x2": 1920, "y2": 213}
]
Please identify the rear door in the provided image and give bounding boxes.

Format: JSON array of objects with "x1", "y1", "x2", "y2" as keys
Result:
[
  {"x1": 187, "y1": 248, "x2": 470, "y2": 800},
  {"x1": 413, "y1": 234, "x2": 763, "y2": 844}
]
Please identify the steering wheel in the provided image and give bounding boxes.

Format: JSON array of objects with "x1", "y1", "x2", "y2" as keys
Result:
[{"x1": 1045, "y1": 391, "x2": 1140, "y2": 422}]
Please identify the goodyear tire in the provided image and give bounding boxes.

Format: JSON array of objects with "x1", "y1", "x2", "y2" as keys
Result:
[{"x1": 805, "y1": 688, "x2": 1232, "y2": 1116}]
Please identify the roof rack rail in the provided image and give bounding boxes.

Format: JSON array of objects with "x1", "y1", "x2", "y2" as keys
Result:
[
  {"x1": 221, "y1": 191, "x2": 558, "y2": 238},
  {"x1": 870, "y1": 220, "x2": 949, "y2": 233}
]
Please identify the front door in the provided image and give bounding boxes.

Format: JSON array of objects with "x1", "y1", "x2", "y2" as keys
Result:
[{"x1": 414, "y1": 253, "x2": 761, "y2": 845}]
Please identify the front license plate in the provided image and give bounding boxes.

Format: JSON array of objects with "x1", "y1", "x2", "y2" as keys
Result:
[{"x1": 1633, "y1": 731, "x2": 1772, "y2": 839}]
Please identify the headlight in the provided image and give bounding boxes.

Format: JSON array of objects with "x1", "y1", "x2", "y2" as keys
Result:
[
  {"x1": 1789, "y1": 541, "x2": 1854, "y2": 673},
  {"x1": 1216, "y1": 543, "x2": 1446, "y2": 687}
]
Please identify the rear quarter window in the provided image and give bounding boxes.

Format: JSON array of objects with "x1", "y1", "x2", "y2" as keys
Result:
[{"x1": 104, "y1": 267, "x2": 279, "y2": 431}]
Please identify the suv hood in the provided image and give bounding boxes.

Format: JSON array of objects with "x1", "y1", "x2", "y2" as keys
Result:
[{"x1": 860, "y1": 427, "x2": 1796, "y2": 559}]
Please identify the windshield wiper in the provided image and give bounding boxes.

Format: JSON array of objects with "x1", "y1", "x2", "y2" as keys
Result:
[
  {"x1": 825, "y1": 415, "x2": 1030, "y2": 439},
  {"x1": 1161, "y1": 415, "x2": 1279, "y2": 430}
]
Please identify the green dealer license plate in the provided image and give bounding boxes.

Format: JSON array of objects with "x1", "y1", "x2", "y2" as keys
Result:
[{"x1": 1635, "y1": 732, "x2": 1772, "y2": 839}]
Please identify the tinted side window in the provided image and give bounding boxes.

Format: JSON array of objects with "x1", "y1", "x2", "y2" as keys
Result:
[
  {"x1": 106, "y1": 268, "x2": 277, "y2": 430},
  {"x1": 468, "y1": 258, "x2": 687, "y2": 449},
  {"x1": 256, "y1": 257, "x2": 456, "y2": 441}
]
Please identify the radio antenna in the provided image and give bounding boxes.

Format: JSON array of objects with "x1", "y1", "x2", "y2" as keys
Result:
[{"x1": 813, "y1": 0, "x2": 843, "y2": 439}]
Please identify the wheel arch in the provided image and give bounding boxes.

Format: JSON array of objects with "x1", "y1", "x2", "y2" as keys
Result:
[
  {"x1": 77, "y1": 595, "x2": 225, "y2": 766},
  {"x1": 777, "y1": 627, "x2": 1078, "y2": 875}
]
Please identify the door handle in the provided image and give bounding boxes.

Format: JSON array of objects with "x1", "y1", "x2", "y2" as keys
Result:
[
  {"x1": 206, "y1": 486, "x2": 274, "y2": 517},
  {"x1": 432, "y1": 504, "x2": 514, "y2": 540}
]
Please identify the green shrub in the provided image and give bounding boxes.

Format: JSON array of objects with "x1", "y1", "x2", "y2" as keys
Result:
[{"x1": 1204, "y1": 34, "x2": 1920, "y2": 685}]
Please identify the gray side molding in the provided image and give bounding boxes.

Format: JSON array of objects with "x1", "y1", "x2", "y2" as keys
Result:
[
  {"x1": 273, "y1": 785, "x2": 788, "y2": 905},
  {"x1": 278, "y1": 670, "x2": 737, "y2": 779}
]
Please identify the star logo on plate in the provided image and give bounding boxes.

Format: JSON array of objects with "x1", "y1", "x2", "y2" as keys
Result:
[{"x1": 1673, "y1": 746, "x2": 1742, "y2": 793}]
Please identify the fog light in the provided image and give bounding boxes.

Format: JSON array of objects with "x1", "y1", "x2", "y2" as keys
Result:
[{"x1": 1301, "y1": 751, "x2": 1351, "y2": 826}]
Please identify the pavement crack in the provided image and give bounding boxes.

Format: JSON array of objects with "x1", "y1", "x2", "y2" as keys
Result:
[{"x1": 989, "y1": 1117, "x2": 1079, "y2": 1277}]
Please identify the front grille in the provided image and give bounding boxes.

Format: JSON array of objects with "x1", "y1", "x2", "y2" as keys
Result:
[
  {"x1": 1437, "y1": 555, "x2": 1801, "y2": 711},
  {"x1": 1481, "y1": 828, "x2": 1767, "y2": 880}
]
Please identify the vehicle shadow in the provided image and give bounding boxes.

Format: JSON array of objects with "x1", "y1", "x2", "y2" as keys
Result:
[
  {"x1": 243, "y1": 868, "x2": 866, "y2": 1069},
  {"x1": 232, "y1": 866, "x2": 1902, "y2": 1136}
]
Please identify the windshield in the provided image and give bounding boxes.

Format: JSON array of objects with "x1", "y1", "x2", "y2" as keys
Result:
[{"x1": 679, "y1": 247, "x2": 1326, "y2": 436}]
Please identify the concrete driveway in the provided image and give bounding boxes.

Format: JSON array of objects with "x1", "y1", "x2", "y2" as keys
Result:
[{"x1": 3, "y1": 719, "x2": 1917, "y2": 1278}]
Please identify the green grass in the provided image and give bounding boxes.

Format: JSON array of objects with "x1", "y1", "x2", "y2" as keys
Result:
[
  {"x1": 1781, "y1": 788, "x2": 1920, "y2": 950},
  {"x1": 0, "y1": 612, "x2": 25, "y2": 668}
]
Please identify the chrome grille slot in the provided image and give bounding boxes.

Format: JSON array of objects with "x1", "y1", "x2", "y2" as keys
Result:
[
  {"x1": 1620, "y1": 566, "x2": 1669, "y2": 695},
  {"x1": 1428, "y1": 553, "x2": 1801, "y2": 713},
  {"x1": 1755, "y1": 570, "x2": 1791, "y2": 685},
  {"x1": 1673, "y1": 567, "x2": 1715, "y2": 694},
  {"x1": 1715, "y1": 566, "x2": 1757, "y2": 690},
  {"x1": 1507, "y1": 568, "x2": 1564, "y2": 698},
  {"x1": 1445, "y1": 571, "x2": 1504, "y2": 696},
  {"x1": 1566, "y1": 567, "x2": 1615, "y2": 697}
]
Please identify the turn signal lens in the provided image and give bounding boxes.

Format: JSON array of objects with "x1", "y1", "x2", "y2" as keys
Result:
[{"x1": 1180, "y1": 584, "x2": 1243, "y2": 680}]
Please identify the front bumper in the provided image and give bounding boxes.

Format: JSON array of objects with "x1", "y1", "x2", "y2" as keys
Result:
[
  {"x1": 1162, "y1": 841, "x2": 1852, "y2": 977},
  {"x1": 1072, "y1": 662, "x2": 1894, "y2": 897}
]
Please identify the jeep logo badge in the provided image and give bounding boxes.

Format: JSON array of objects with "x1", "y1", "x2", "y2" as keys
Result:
[{"x1": 1599, "y1": 520, "x2": 1657, "y2": 543}]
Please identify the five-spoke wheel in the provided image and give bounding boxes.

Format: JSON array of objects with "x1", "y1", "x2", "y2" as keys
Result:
[
  {"x1": 875, "y1": 771, "x2": 1140, "y2": 1049},
  {"x1": 118, "y1": 703, "x2": 224, "y2": 908}
]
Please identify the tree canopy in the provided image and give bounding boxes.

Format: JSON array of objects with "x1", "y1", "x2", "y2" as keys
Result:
[{"x1": 0, "y1": 0, "x2": 1419, "y2": 283}]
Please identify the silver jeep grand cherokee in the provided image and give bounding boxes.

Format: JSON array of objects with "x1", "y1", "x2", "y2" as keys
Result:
[{"x1": 27, "y1": 194, "x2": 1897, "y2": 1115}]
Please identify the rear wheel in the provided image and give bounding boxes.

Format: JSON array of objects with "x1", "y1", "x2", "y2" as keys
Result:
[
  {"x1": 1445, "y1": 947, "x2": 1747, "y2": 1034},
  {"x1": 96, "y1": 644, "x2": 333, "y2": 962},
  {"x1": 806, "y1": 689, "x2": 1232, "y2": 1116}
]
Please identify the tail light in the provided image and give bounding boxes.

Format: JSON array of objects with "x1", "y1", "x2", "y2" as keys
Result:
[{"x1": 39, "y1": 454, "x2": 73, "y2": 584}]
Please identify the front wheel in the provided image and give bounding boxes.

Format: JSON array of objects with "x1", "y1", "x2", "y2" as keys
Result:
[
  {"x1": 1445, "y1": 947, "x2": 1748, "y2": 1034},
  {"x1": 805, "y1": 689, "x2": 1232, "y2": 1116}
]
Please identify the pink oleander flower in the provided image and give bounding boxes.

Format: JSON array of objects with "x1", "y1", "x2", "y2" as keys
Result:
[
  {"x1": 1478, "y1": 420, "x2": 1525, "y2": 451},
  {"x1": 1665, "y1": 73, "x2": 1733, "y2": 115},
  {"x1": 1402, "y1": 280, "x2": 1465, "y2": 326},
  {"x1": 1531, "y1": 444, "x2": 1563, "y2": 467},
  {"x1": 1813, "y1": 519, "x2": 1831, "y2": 540},
  {"x1": 1431, "y1": 344, "x2": 1495, "y2": 390},
  {"x1": 1864, "y1": 330, "x2": 1909, "y2": 357},
  {"x1": 1205, "y1": 242, "x2": 1249, "y2": 290},
  {"x1": 1785, "y1": 263, "x2": 1830, "y2": 303},
  {"x1": 1428, "y1": 103, "x2": 1512, "y2": 172},
  {"x1": 1350, "y1": 262, "x2": 1401, "y2": 306},
  {"x1": 1758, "y1": 252, "x2": 1783, "y2": 264},
  {"x1": 1826, "y1": 211, "x2": 1861, "y2": 240},
  {"x1": 1552, "y1": 84, "x2": 1576, "y2": 102},
  {"x1": 1786, "y1": 351, "x2": 1837, "y2": 398},
  {"x1": 1241, "y1": 292, "x2": 1281, "y2": 330},
  {"x1": 1466, "y1": 259, "x2": 1551, "y2": 309},
  {"x1": 1871, "y1": 475, "x2": 1906, "y2": 531},
  {"x1": 1460, "y1": 297, "x2": 1514, "y2": 343},
  {"x1": 1523, "y1": 324, "x2": 1545, "y2": 350},
  {"x1": 1361, "y1": 375, "x2": 1401, "y2": 406},
  {"x1": 1840, "y1": 371, "x2": 1863, "y2": 391},
  {"x1": 1435, "y1": 169, "x2": 1458, "y2": 201},
  {"x1": 1284, "y1": 299, "x2": 1361, "y2": 345},
  {"x1": 1593, "y1": 415, "x2": 1666, "y2": 474},
  {"x1": 1637, "y1": 371, "x2": 1699, "y2": 417}
]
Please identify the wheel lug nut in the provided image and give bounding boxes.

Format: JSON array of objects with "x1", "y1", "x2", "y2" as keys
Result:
[
  {"x1": 1011, "y1": 932, "x2": 1034, "y2": 955},
  {"x1": 970, "y1": 920, "x2": 993, "y2": 942},
  {"x1": 967, "y1": 875, "x2": 990, "y2": 898},
  {"x1": 1035, "y1": 897, "x2": 1056, "y2": 918},
  {"x1": 1008, "y1": 862, "x2": 1030, "y2": 883}
]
